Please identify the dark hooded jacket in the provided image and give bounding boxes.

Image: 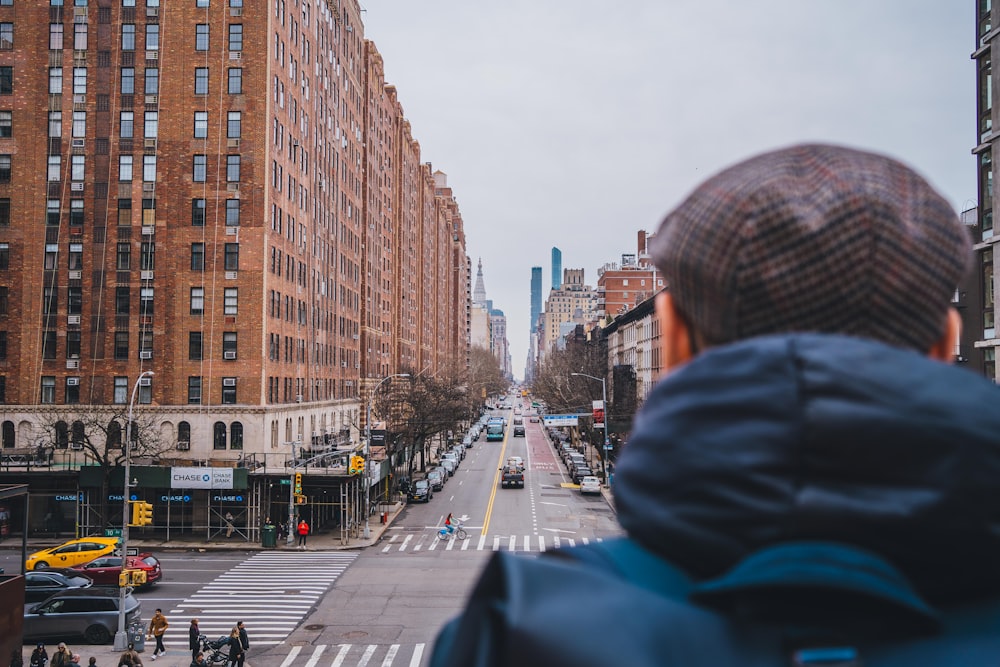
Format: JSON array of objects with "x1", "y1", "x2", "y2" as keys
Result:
[{"x1": 429, "y1": 334, "x2": 1000, "y2": 666}]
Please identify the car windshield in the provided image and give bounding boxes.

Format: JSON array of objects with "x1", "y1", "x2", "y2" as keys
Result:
[
  {"x1": 141, "y1": 556, "x2": 159, "y2": 567},
  {"x1": 415, "y1": 480, "x2": 429, "y2": 489}
]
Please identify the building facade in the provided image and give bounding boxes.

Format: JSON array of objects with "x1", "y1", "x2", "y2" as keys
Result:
[{"x1": 975, "y1": 1, "x2": 999, "y2": 381}]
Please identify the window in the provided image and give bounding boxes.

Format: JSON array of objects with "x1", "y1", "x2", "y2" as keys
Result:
[
  {"x1": 68, "y1": 286, "x2": 82, "y2": 314},
  {"x1": 0, "y1": 154, "x2": 9, "y2": 182},
  {"x1": 114, "y1": 377, "x2": 128, "y2": 404},
  {"x1": 145, "y1": 24, "x2": 159, "y2": 51},
  {"x1": 71, "y1": 155, "x2": 84, "y2": 181},
  {"x1": 228, "y1": 24, "x2": 243, "y2": 51},
  {"x1": 228, "y1": 68, "x2": 242, "y2": 94},
  {"x1": 121, "y1": 68, "x2": 134, "y2": 94},
  {"x1": 66, "y1": 331, "x2": 81, "y2": 358},
  {"x1": 194, "y1": 111, "x2": 207, "y2": 138},
  {"x1": 0, "y1": 287, "x2": 6, "y2": 315},
  {"x1": 41, "y1": 330, "x2": 56, "y2": 359},
  {"x1": 213, "y1": 421, "x2": 226, "y2": 449},
  {"x1": 72, "y1": 111, "x2": 85, "y2": 137},
  {"x1": 47, "y1": 156, "x2": 61, "y2": 181},
  {"x1": 195, "y1": 24, "x2": 209, "y2": 51},
  {"x1": 227, "y1": 111, "x2": 241, "y2": 138},
  {"x1": 73, "y1": 67, "x2": 87, "y2": 95},
  {"x1": 47, "y1": 200, "x2": 60, "y2": 226},
  {"x1": 117, "y1": 198, "x2": 132, "y2": 226},
  {"x1": 115, "y1": 286, "x2": 130, "y2": 313},
  {"x1": 144, "y1": 111, "x2": 158, "y2": 138},
  {"x1": 68, "y1": 243, "x2": 83, "y2": 270},
  {"x1": 224, "y1": 243, "x2": 239, "y2": 271},
  {"x1": 74, "y1": 23, "x2": 87, "y2": 50},
  {"x1": 0, "y1": 110, "x2": 10, "y2": 137},
  {"x1": 223, "y1": 331, "x2": 237, "y2": 359},
  {"x1": 120, "y1": 111, "x2": 133, "y2": 138},
  {"x1": 178, "y1": 421, "x2": 191, "y2": 445},
  {"x1": 0, "y1": 23, "x2": 11, "y2": 50},
  {"x1": 139, "y1": 287, "x2": 153, "y2": 316},
  {"x1": 0, "y1": 67, "x2": 11, "y2": 95},
  {"x1": 196, "y1": 0, "x2": 209, "y2": 6},
  {"x1": 230, "y1": 422, "x2": 243, "y2": 449},
  {"x1": 224, "y1": 288, "x2": 237, "y2": 315},
  {"x1": 189, "y1": 332, "x2": 203, "y2": 360},
  {"x1": 40, "y1": 377, "x2": 55, "y2": 404},
  {"x1": 138, "y1": 377, "x2": 151, "y2": 404},
  {"x1": 49, "y1": 111, "x2": 62, "y2": 137},
  {"x1": 192, "y1": 199, "x2": 206, "y2": 226},
  {"x1": 0, "y1": 332, "x2": 6, "y2": 359},
  {"x1": 221, "y1": 378, "x2": 236, "y2": 404},
  {"x1": 50, "y1": 24, "x2": 63, "y2": 50},
  {"x1": 0, "y1": 198, "x2": 9, "y2": 227},
  {"x1": 140, "y1": 241, "x2": 154, "y2": 271},
  {"x1": 122, "y1": 24, "x2": 135, "y2": 51},
  {"x1": 144, "y1": 68, "x2": 158, "y2": 95},
  {"x1": 142, "y1": 155, "x2": 156, "y2": 182},
  {"x1": 226, "y1": 155, "x2": 240, "y2": 182},
  {"x1": 0, "y1": 243, "x2": 7, "y2": 270},
  {"x1": 225, "y1": 199, "x2": 240, "y2": 226},
  {"x1": 194, "y1": 67, "x2": 208, "y2": 95},
  {"x1": 193, "y1": 155, "x2": 206, "y2": 182},
  {"x1": 191, "y1": 243, "x2": 204, "y2": 271},
  {"x1": 43, "y1": 286, "x2": 57, "y2": 314},
  {"x1": 49, "y1": 67, "x2": 63, "y2": 95},
  {"x1": 190, "y1": 287, "x2": 204, "y2": 314},
  {"x1": 119, "y1": 155, "x2": 133, "y2": 181},
  {"x1": 65, "y1": 377, "x2": 80, "y2": 404},
  {"x1": 44, "y1": 244, "x2": 58, "y2": 270},
  {"x1": 188, "y1": 377, "x2": 202, "y2": 404}
]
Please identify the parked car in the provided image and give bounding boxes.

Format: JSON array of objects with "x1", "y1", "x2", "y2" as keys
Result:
[
  {"x1": 442, "y1": 452, "x2": 460, "y2": 468},
  {"x1": 571, "y1": 466, "x2": 594, "y2": 484},
  {"x1": 579, "y1": 476, "x2": 602, "y2": 494},
  {"x1": 72, "y1": 553, "x2": 163, "y2": 587},
  {"x1": 24, "y1": 569, "x2": 94, "y2": 603},
  {"x1": 26, "y1": 537, "x2": 121, "y2": 571},
  {"x1": 407, "y1": 479, "x2": 433, "y2": 503},
  {"x1": 427, "y1": 468, "x2": 446, "y2": 491},
  {"x1": 23, "y1": 588, "x2": 141, "y2": 645},
  {"x1": 440, "y1": 458, "x2": 457, "y2": 476},
  {"x1": 397, "y1": 476, "x2": 412, "y2": 494},
  {"x1": 462, "y1": 435, "x2": 473, "y2": 448}
]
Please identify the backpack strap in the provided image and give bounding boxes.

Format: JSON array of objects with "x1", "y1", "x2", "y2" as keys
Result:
[{"x1": 548, "y1": 536, "x2": 693, "y2": 599}]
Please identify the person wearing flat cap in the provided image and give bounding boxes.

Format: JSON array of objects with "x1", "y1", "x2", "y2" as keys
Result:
[{"x1": 429, "y1": 144, "x2": 1000, "y2": 666}]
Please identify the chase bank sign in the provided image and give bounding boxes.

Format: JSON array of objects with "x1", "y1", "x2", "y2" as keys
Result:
[{"x1": 170, "y1": 467, "x2": 234, "y2": 490}]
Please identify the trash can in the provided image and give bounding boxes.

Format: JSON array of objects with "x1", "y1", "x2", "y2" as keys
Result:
[
  {"x1": 262, "y1": 524, "x2": 277, "y2": 548},
  {"x1": 128, "y1": 621, "x2": 146, "y2": 652}
]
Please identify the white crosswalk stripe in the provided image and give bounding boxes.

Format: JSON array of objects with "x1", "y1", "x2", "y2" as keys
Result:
[
  {"x1": 162, "y1": 551, "x2": 359, "y2": 648},
  {"x1": 279, "y1": 643, "x2": 426, "y2": 667},
  {"x1": 380, "y1": 532, "x2": 601, "y2": 553}
]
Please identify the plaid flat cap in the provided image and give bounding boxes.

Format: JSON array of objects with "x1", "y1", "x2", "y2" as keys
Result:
[{"x1": 649, "y1": 143, "x2": 972, "y2": 351}]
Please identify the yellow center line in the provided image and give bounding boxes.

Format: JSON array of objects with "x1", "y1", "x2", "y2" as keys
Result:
[{"x1": 480, "y1": 418, "x2": 511, "y2": 536}]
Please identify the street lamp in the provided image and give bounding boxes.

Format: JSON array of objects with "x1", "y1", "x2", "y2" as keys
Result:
[
  {"x1": 113, "y1": 370, "x2": 153, "y2": 650},
  {"x1": 571, "y1": 372, "x2": 610, "y2": 485},
  {"x1": 285, "y1": 440, "x2": 301, "y2": 547},
  {"x1": 363, "y1": 373, "x2": 409, "y2": 539}
]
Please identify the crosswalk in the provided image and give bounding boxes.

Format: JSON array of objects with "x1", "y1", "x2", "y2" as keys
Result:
[
  {"x1": 163, "y1": 551, "x2": 359, "y2": 648},
  {"x1": 276, "y1": 643, "x2": 427, "y2": 667},
  {"x1": 380, "y1": 532, "x2": 603, "y2": 553}
]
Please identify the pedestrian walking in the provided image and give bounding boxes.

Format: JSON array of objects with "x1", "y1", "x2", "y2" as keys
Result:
[
  {"x1": 116, "y1": 644, "x2": 142, "y2": 667},
  {"x1": 224, "y1": 512, "x2": 235, "y2": 538},
  {"x1": 225, "y1": 628, "x2": 243, "y2": 667},
  {"x1": 296, "y1": 518, "x2": 309, "y2": 548},
  {"x1": 67, "y1": 655, "x2": 81, "y2": 667},
  {"x1": 147, "y1": 608, "x2": 168, "y2": 660},
  {"x1": 87, "y1": 660, "x2": 96, "y2": 667},
  {"x1": 188, "y1": 619, "x2": 201, "y2": 660},
  {"x1": 49, "y1": 645, "x2": 70, "y2": 667},
  {"x1": 236, "y1": 621, "x2": 249, "y2": 662},
  {"x1": 28, "y1": 645, "x2": 46, "y2": 667}
]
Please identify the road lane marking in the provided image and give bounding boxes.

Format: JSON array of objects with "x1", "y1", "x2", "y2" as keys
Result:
[
  {"x1": 331, "y1": 644, "x2": 351, "y2": 667},
  {"x1": 480, "y1": 421, "x2": 512, "y2": 536},
  {"x1": 492, "y1": 535, "x2": 501, "y2": 551},
  {"x1": 303, "y1": 644, "x2": 325, "y2": 667},
  {"x1": 508, "y1": 535, "x2": 516, "y2": 551},
  {"x1": 477, "y1": 534, "x2": 486, "y2": 550},
  {"x1": 539, "y1": 535, "x2": 547, "y2": 552},
  {"x1": 278, "y1": 646, "x2": 301, "y2": 667},
  {"x1": 381, "y1": 644, "x2": 400, "y2": 667},
  {"x1": 410, "y1": 644, "x2": 425, "y2": 667}
]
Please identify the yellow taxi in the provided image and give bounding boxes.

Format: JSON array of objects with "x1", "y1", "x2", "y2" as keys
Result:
[{"x1": 26, "y1": 536, "x2": 121, "y2": 570}]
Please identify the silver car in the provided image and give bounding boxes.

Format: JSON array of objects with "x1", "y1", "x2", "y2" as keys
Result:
[{"x1": 24, "y1": 588, "x2": 141, "y2": 644}]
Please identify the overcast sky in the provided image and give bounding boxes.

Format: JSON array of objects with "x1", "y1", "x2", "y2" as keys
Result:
[{"x1": 363, "y1": 2, "x2": 974, "y2": 381}]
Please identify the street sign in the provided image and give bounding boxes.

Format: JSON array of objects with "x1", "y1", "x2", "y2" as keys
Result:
[
  {"x1": 543, "y1": 414, "x2": 579, "y2": 427},
  {"x1": 278, "y1": 478, "x2": 290, "y2": 485},
  {"x1": 604, "y1": 444, "x2": 614, "y2": 450},
  {"x1": 126, "y1": 547, "x2": 138, "y2": 556},
  {"x1": 104, "y1": 528, "x2": 122, "y2": 537}
]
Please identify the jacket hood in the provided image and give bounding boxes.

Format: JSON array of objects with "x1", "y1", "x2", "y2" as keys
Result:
[{"x1": 614, "y1": 334, "x2": 1000, "y2": 601}]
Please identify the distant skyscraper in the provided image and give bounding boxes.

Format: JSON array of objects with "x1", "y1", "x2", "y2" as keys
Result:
[
  {"x1": 530, "y1": 267, "x2": 542, "y2": 331},
  {"x1": 473, "y1": 258, "x2": 488, "y2": 306},
  {"x1": 551, "y1": 247, "x2": 563, "y2": 291}
]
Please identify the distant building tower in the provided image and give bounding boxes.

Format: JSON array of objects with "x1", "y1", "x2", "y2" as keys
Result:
[
  {"x1": 530, "y1": 267, "x2": 542, "y2": 331},
  {"x1": 551, "y1": 247, "x2": 563, "y2": 291},
  {"x1": 473, "y1": 258, "x2": 488, "y2": 307}
]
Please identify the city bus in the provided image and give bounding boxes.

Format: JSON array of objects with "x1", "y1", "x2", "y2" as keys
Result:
[{"x1": 486, "y1": 418, "x2": 505, "y2": 442}]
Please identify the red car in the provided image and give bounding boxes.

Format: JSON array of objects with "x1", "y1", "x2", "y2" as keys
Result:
[{"x1": 72, "y1": 553, "x2": 163, "y2": 587}]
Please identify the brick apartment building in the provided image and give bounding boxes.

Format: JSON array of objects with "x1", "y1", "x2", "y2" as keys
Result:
[{"x1": 0, "y1": 0, "x2": 470, "y2": 541}]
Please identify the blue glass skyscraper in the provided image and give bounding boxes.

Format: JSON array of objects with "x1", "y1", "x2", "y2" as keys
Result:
[
  {"x1": 551, "y1": 247, "x2": 562, "y2": 291},
  {"x1": 530, "y1": 267, "x2": 542, "y2": 331}
]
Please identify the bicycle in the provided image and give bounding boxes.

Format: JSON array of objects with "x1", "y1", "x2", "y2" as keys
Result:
[{"x1": 438, "y1": 521, "x2": 467, "y2": 540}]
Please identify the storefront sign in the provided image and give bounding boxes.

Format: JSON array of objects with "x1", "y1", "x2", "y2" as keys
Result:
[
  {"x1": 161, "y1": 494, "x2": 191, "y2": 503},
  {"x1": 170, "y1": 467, "x2": 234, "y2": 489},
  {"x1": 212, "y1": 494, "x2": 244, "y2": 503}
]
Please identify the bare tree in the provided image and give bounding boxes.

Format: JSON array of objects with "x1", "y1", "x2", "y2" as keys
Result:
[{"x1": 467, "y1": 345, "x2": 507, "y2": 411}]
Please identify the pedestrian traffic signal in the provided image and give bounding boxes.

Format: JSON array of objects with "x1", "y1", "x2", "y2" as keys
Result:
[
  {"x1": 130, "y1": 500, "x2": 153, "y2": 527},
  {"x1": 294, "y1": 472, "x2": 302, "y2": 495},
  {"x1": 349, "y1": 455, "x2": 365, "y2": 474}
]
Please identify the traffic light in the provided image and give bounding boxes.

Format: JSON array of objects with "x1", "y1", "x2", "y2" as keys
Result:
[
  {"x1": 130, "y1": 500, "x2": 153, "y2": 527},
  {"x1": 294, "y1": 472, "x2": 302, "y2": 495},
  {"x1": 349, "y1": 455, "x2": 364, "y2": 474}
]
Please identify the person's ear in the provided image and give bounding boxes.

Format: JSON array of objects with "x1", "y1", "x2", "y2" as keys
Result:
[
  {"x1": 655, "y1": 291, "x2": 695, "y2": 373},
  {"x1": 927, "y1": 307, "x2": 961, "y2": 363}
]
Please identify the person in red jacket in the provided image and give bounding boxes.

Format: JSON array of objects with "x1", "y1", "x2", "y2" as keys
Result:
[{"x1": 296, "y1": 519, "x2": 309, "y2": 548}]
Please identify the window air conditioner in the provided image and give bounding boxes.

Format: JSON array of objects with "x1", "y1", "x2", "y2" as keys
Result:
[
  {"x1": 177, "y1": 441, "x2": 190, "y2": 451},
  {"x1": 141, "y1": 225, "x2": 155, "y2": 235},
  {"x1": 223, "y1": 378, "x2": 237, "y2": 387},
  {"x1": 66, "y1": 377, "x2": 79, "y2": 386},
  {"x1": 139, "y1": 377, "x2": 151, "y2": 387},
  {"x1": 139, "y1": 351, "x2": 153, "y2": 359},
  {"x1": 71, "y1": 138, "x2": 85, "y2": 149},
  {"x1": 223, "y1": 351, "x2": 237, "y2": 360},
  {"x1": 70, "y1": 442, "x2": 84, "y2": 451},
  {"x1": 140, "y1": 271, "x2": 153, "y2": 281},
  {"x1": 67, "y1": 314, "x2": 81, "y2": 325}
]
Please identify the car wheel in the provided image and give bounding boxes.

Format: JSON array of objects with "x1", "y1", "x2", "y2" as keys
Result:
[
  {"x1": 84, "y1": 623, "x2": 111, "y2": 644},
  {"x1": 33, "y1": 561, "x2": 49, "y2": 570}
]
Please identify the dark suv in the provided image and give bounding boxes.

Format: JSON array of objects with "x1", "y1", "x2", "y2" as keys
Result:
[
  {"x1": 24, "y1": 588, "x2": 142, "y2": 644},
  {"x1": 407, "y1": 478, "x2": 433, "y2": 503}
]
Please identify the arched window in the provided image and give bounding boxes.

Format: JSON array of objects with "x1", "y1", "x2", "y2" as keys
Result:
[
  {"x1": 107, "y1": 421, "x2": 122, "y2": 448},
  {"x1": 213, "y1": 422, "x2": 227, "y2": 450},
  {"x1": 55, "y1": 421, "x2": 69, "y2": 449},
  {"x1": 1, "y1": 421, "x2": 13, "y2": 448},
  {"x1": 71, "y1": 421, "x2": 85, "y2": 447},
  {"x1": 230, "y1": 422, "x2": 243, "y2": 450},
  {"x1": 178, "y1": 421, "x2": 191, "y2": 447}
]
